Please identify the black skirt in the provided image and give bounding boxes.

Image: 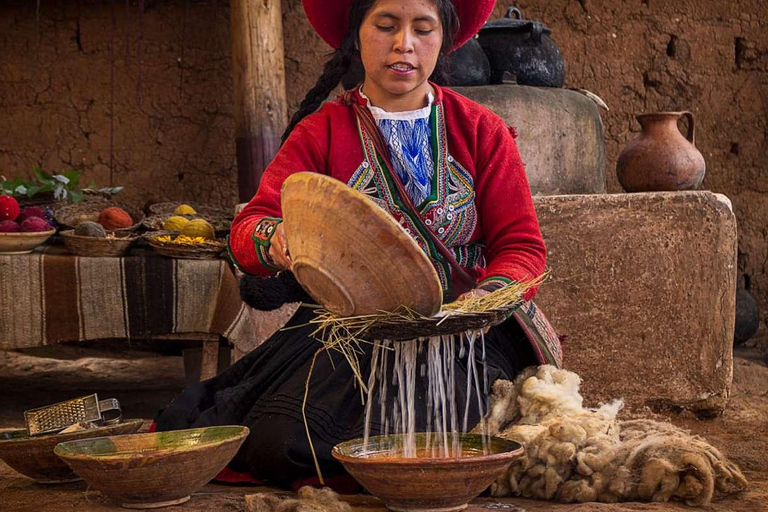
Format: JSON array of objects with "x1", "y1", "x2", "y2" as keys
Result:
[{"x1": 154, "y1": 306, "x2": 537, "y2": 488}]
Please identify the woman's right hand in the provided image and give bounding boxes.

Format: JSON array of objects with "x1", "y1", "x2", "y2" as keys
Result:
[{"x1": 268, "y1": 223, "x2": 293, "y2": 271}]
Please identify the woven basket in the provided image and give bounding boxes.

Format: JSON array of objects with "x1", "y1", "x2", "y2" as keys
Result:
[
  {"x1": 56, "y1": 203, "x2": 145, "y2": 233},
  {"x1": 360, "y1": 303, "x2": 522, "y2": 341},
  {"x1": 60, "y1": 230, "x2": 139, "y2": 257},
  {"x1": 147, "y1": 202, "x2": 233, "y2": 220},
  {"x1": 141, "y1": 214, "x2": 231, "y2": 234},
  {"x1": 145, "y1": 231, "x2": 226, "y2": 260}
]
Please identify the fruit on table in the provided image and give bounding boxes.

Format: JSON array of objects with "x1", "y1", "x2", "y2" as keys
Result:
[
  {"x1": 0, "y1": 220, "x2": 20, "y2": 233},
  {"x1": 16, "y1": 206, "x2": 46, "y2": 223},
  {"x1": 163, "y1": 216, "x2": 190, "y2": 231},
  {"x1": 0, "y1": 195, "x2": 20, "y2": 222},
  {"x1": 74, "y1": 221, "x2": 107, "y2": 238},
  {"x1": 180, "y1": 219, "x2": 215, "y2": 240},
  {"x1": 98, "y1": 207, "x2": 133, "y2": 230},
  {"x1": 174, "y1": 204, "x2": 197, "y2": 215},
  {"x1": 20, "y1": 217, "x2": 52, "y2": 232}
]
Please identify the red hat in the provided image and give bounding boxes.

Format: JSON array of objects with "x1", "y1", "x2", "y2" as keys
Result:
[{"x1": 302, "y1": 0, "x2": 496, "y2": 51}]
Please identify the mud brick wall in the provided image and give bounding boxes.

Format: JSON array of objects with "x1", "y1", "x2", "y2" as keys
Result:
[{"x1": 1, "y1": 0, "x2": 767, "y2": 339}]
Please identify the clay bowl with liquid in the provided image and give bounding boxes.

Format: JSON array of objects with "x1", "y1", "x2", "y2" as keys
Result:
[
  {"x1": 333, "y1": 433, "x2": 523, "y2": 512},
  {"x1": 0, "y1": 420, "x2": 143, "y2": 484},
  {"x1": 54, "y1": 425, "x2": 249, "y2": 509}
]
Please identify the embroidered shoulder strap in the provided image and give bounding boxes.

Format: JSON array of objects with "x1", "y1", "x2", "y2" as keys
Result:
[{"x1": 343, "y1": 91, "x2": 479, "y2": 296}]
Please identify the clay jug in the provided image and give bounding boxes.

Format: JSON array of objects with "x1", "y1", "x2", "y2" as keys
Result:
[{"x1": 617, "y1": 111, "x2": 705, "y2": 192}]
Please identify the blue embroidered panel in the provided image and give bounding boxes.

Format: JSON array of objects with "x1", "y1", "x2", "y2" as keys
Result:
[{"x1": 376, "y1": 117, "x2": 434, "y2": 206}]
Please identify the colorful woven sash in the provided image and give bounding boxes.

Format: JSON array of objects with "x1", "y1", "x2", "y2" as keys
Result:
[{"x1": 343, "y1": 90, "x2": 480, "y2": 297}]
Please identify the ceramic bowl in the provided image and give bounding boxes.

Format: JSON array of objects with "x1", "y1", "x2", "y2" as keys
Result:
[
  {"x1": 0, "y1": 229, "x2": 56, "y2": 254},
  {"x1": 333, "y1": 433, "x2": 523, "y2": 512},
  {"x1": 0, "y1": 420, "x2": 143, "y2": 484},
  {"x1": 281, "y1": 172, "x2": 443, "y2": 317},
  {"x1": 54, "y1": 425, "x2": 249, "y2": 509}
]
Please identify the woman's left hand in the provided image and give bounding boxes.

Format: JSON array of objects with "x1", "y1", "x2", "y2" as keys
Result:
[{"x1": 457, "y1": 288, "x2": 491, "y2": 301}]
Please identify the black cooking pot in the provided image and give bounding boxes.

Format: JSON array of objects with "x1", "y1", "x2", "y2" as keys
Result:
[
  {"x1": 340, "y1": 38, "x2": 491, "y2": 89},
  {"x1": 446, "y1": 38, "x2": 491, "y2": 86},
  {"x1": 478, "y1": 7, "x2": 566, "y2": 88}
]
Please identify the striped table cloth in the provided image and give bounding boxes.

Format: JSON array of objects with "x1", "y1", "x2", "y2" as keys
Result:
[{"x1": 0, "y1": 244, "x2": 257, "y2": 350}]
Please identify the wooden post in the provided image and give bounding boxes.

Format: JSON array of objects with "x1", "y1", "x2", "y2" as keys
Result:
[
  {"x1": 230, "y1": 0, "x2": 288, "y2": 202},
  {"x1": 199, "y1": 339, "x2": 221, "y2": 381}
]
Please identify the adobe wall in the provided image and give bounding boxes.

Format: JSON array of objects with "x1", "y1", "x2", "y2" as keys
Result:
[{"x1": 0, "y1": 0, "x2": 766, "y2": 339}]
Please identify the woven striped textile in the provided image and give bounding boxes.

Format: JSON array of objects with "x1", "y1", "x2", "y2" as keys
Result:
[{"x1": 0, "y1": 244, "x2": 256, "y2": 350}]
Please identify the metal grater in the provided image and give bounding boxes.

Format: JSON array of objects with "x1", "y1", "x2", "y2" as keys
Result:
[{"x1": 24, "y1": 394, "x2": 122, "y2": 437}]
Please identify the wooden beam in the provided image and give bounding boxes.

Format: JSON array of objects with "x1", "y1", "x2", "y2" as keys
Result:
[{"x1": 230, "y1": 0, "x2": 288, "y2": 202}]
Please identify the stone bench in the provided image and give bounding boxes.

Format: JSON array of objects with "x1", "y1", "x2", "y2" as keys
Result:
[
  {"x1": 237, "y1": 191, "x2": 737, "y2": 416},
  {"x1": 534, "y1": 191, "x2": 737, "y2": 416}
]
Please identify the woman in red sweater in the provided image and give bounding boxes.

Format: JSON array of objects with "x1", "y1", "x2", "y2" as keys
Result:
[{"x1": 156, "y1": 0, "x2": 561, "y2": 487}]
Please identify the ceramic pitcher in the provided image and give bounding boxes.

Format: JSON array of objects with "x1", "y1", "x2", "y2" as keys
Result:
[{"x1": 616, "y1": 111, "x2": 706, "y2": 192}]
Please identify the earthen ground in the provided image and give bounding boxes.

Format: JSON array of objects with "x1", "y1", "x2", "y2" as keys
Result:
[{"x1": 1, "y1": 346, "x2": 766, "y2": 511}]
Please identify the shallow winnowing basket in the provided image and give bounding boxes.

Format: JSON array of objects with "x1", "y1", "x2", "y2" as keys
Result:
[{"x1": 145, "y1": 231, "x2": 226, "y2": 260}]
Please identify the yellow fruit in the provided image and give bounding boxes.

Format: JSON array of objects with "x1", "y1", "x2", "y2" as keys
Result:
[
  {"x1": 174, "y1": 204, "x2": 197, "y2": 215},
  {"x1": 163, "y1": 216, "x2": 190, "y2": 231},
  {"x1": 181, "y1": 219, "x2": 215, "y2": 240}
]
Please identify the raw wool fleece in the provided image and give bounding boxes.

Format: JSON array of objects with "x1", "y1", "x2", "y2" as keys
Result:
[
  {"x1": 481, "y1": 366, "x2": 747, "y2": 506},
  {"x1": 245, "y1": 486, "x2": 351, "y2": 512}
]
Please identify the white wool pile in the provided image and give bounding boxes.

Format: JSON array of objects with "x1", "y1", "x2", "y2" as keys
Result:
[{"x1": 483, "y1": 366, "x2": 747, "y2": 506}]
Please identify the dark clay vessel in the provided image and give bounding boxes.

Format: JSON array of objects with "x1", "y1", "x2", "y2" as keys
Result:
[
  {"x1": 446, "y1": 38, "x2": 491, "y2": 86},
  {"x1": 478, "y1": 7, "x2": 566, "y2": 87},
  {"x1": 617, "y1": 111, "x2": 706, "y2": 192}
]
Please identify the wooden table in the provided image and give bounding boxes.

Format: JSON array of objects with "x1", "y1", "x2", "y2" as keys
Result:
[{"x1": 0, "y1": 242, "x2": 257, "y2": 380}]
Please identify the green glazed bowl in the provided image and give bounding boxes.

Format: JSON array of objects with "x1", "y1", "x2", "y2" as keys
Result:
[
  {"x1": 55, "y1": 425, "x2": 249, "y2": 509},
  {"x1": 0, "y1": 420, "x2": 143, "y2": 484}
]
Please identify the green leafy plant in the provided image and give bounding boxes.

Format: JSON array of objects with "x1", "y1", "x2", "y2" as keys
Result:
[{"x1": 0, "y1": 169, "x2": 123, "y2": 203}]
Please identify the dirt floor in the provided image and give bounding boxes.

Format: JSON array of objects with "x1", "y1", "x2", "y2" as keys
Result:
[{"x1": 0, "y1": 346, "x2": 766, "y2": 512}]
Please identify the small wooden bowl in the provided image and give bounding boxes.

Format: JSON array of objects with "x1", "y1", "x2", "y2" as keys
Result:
[
  {"x1": 333, "y1": 433, "x2": 523, "y2": 512},
  {"x1": 0, "y1": 229, "x2": 57, "y2": 255},
  {"x1": 145, "y1": 231, "x2": 226, "y2": 260},
  {"x1": 55, "y1": 426, "x2": 249, "y2": 509},
  {"x1": 281, "y1": 172, "x2": 443, "y2": 317},
  {"x1": 61, "y1": 230, "x2": 139, "y2": 257},
  {"x1": 0, "y1": 420, "x2": 143, "y2": 484}
]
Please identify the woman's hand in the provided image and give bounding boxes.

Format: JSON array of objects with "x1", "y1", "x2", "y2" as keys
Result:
[
  {"x1": 268, "y1": 224, "x2": 293, "y2": 271},
  {"x1": 457, "y1": 288, "x2": 491, "y2": 302}
]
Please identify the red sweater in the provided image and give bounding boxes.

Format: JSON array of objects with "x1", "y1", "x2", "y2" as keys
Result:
[{"x1": 229, "y1": 84, "x2": 546, "y2": 300}]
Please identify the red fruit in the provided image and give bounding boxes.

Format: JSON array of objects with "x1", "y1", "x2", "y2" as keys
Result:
[
  {"x1": 17, "y1": 206, "x2": 45, "y2": 223},
  {"x1": 0, "y1": 195, "x2": 20, "y2": 222},
  {"x1": 19, "y1": 217, "x2": 52, "y2": 233},
  {"x1": 0, "y1": 220, "x2": 20, "y2": 233},
  {"x1": 98, "y1": 206, "x2": 133, "y2": 230}
]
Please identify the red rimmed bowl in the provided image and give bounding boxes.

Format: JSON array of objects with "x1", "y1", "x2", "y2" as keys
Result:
[
  {"x1": 333, "y1": 433, "x2": 524, "y2": 512},
  {"x1": 0, "y1": 420, "x2": 143, "y2": 484},
  {"x1": 54, "y1": 425, "x2": 249, "y2": 509}
]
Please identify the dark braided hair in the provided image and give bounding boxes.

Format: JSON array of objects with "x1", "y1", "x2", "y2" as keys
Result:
[{"x1": 281, "y1": 0, "x2": 459, "y2": 143}]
